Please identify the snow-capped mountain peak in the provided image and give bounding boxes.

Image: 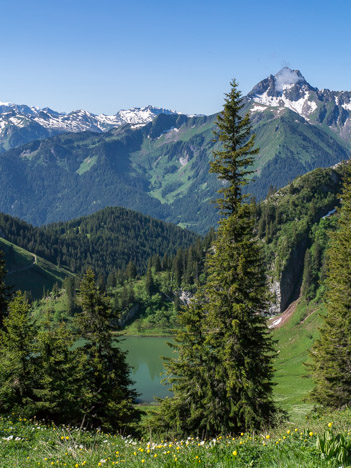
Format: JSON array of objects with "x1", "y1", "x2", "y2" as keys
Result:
[
  {"x1": 247, "y1": 68, "x2": 318, "y2": 119},
  {"x1": 247, "y1": 68, "x2": 351, "y2": 142}
]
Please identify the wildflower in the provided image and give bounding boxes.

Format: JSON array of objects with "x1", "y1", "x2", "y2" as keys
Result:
[
  {"x1": 309, "y1": 432, "x2": 313, "y2": 437},
  {"x1": 328, "y1": 422, "x2": 333, "y2": 428},
  {"x1": 233, "y1": 450, "x2": 238, "y2": 456},
  {"x1": 265, "y1": 435, "x2": 270, "y2": 439},
  {"x1": 286, "y1": 430, "x2": 291, "y2": 434}
]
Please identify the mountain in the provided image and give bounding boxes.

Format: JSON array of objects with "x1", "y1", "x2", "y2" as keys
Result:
[
  {"x1": 244, "y1": 67, "x2": 351, "y2": 197},
  {"x1": 0, "y1": 206, "x2": 199, "y2": 277},
  {"x1": 247, "y1": 67, "x2": 351, "y2": 138},
  {"x1": 0, "y1": 69, "x2": 350, "y2": 233},
  {"x1": 0, "y1": 102, "x2": 178, "y2": 152},
  {"x1": 0, "y1": 113, "x2": 220, "y2": 231}
]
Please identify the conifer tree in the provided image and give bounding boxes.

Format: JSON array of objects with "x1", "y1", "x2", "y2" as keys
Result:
[
  {"x1": 33, "y1": 309, "x2": 82, "y2": 423},
  {"x1": 155, "y1": 79, "x2": 277, "y2": 436},
  {"x1": 63, "y1": 276, "x2": 76, "y2": 315},
  {"x1": 145, "y1": 264, "x2": 155, "y2": 296},
  {"x1": 310, "y1": 160, "x2": 351, "y2": 407},
  {"x1": 0, "y1": 250, "x2": 11, "y2": 325},
  {"x1": 75, "y1": 268, "x2": 141, "y2": 432},
  {"x1": 0, "y1": 292, "x2": 36, "y2": 414}
]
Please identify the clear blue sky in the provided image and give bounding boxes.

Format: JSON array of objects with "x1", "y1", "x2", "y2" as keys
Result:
[{"x1": 1, "y1": 0, "x2": 350, "y2": 115}]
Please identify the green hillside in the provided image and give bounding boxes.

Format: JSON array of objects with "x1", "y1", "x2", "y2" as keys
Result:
[
  {"x1": 0, "y1": 108, "x2": 349, "y2": 234},
  {"x1": 272, "y1": 300, "x2": 324, "y2": 422},
  {"x1": 0, "y1": 237, "x2": 72, "y2": 299}
]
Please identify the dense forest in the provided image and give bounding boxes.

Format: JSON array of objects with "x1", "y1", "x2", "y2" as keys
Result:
[
  {"x1": 0, "y1": 206, "x2": 198, "y2": 277},
  {"x1": 0, "y1": 163, "x2": 345, "y2": 325}
]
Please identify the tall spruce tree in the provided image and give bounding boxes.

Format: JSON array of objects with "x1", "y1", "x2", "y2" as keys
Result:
[
  {"x1": 154, "y1": 79, "x2": 277, "y2": 436},
  {"x1": 0, "y1": 292, "x2": 36, "y2": 415},
  {"x1": 310, "y1": 160, "x2": 351, "y2": 407},
  {"x1": 33, "y1": 310, "x2": 82, "y2": 423},
  {"x1": 75, "y1": 268, "x2": 141, "y2": 433}
]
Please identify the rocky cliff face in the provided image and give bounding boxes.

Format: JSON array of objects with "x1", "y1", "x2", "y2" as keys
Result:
[{"x1": 262, "y1": 165, "x2": 343, "y2": 314}]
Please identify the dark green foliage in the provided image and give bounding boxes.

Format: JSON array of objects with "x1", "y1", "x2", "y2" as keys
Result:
[
  {"x1": 0, "y1": 292, "x2": 36, "y2": 415},
  {"x1": 0, "y1": 292, "x2": 80, "y2": 421},
  {"x1": 63, "y1": 276, "x2": 76, "y2": 315},
  {"x1": 0, "y1": 270, "x2": 141, "y2": 433},
  {"x1": 0, "y1": 250, "x2": 9, "y2": 324},
  {"x1": 144, "y1": 265, "x2": 156, "y2": 296},
  {"x1": 74, "y1": 268, "x2": 142, "y2": 432},
  {"x1": 0, "y1": 207, "x2": 198, "y2": 277},
  {"x1": 155, "y1": 80, "x2": 277, "y2": 436},
  {"x1": 110, "y1": 231, "x2": 216, "y2": 333},
  {"x1": 31, "y1": 311, "x2": 81, "y2": 423},
  {"x1": 310, "y1": 161, "x2": 351, "y2": 408}
]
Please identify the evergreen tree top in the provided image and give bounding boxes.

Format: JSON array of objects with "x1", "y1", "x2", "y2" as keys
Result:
[{"x1": 211, "y1": 79, "x2": 258, "y2": 215}]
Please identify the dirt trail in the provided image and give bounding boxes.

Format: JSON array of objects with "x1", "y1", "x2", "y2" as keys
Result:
[
  {"x1": 268, "y1": 297, "x2": 300, "y2": 329},
  {"x1": 7, "y1": 254, "x2": 37, "y2": 276}
]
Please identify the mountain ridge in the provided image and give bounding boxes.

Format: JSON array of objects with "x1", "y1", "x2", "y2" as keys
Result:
[
  {"x1": 0, "y1": 69, "x2": 350, "y2": 233},
  {"x1": 0, "y1": 104, "x2": 180, "y2": 152}
]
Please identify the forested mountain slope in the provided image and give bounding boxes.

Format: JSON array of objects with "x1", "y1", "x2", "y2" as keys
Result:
[
  {"x1": 0, "y1": 69, "x2": 349, "y2": 233},
  {"x1": 0, "y1": 206, "x2": 198, "y2": 277}
]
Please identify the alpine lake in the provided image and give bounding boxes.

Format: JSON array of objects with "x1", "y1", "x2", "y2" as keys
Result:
[{"x1": 119, "y1": 336, "x2": 175, "y2": 403}]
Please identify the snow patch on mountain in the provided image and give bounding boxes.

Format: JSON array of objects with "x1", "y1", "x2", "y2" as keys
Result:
[
  {"x1": 179, "y1": 153, "x2": 189, "y2": 167},
  {"x1": 250, "y1": 104, "x2": 267, "y2": 113},
  {"x1": 0, "y1": 103, "x2": 180, "y2": 140},
  {"x1": 252, "y1": 90, "x2": 317, "y2": 118}
]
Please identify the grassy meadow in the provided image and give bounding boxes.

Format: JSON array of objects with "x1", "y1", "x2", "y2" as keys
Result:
[
  {"x1": 1, "y1": 297, "x2": 351, "y2": 467},
  {"x1": 1, "y1": 410, "x2": 351, "y2": 467}
]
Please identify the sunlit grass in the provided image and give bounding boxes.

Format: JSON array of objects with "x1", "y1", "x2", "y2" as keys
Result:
[{"x1": 1, "y1": 410, "x2": 351, "y2": 467}]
